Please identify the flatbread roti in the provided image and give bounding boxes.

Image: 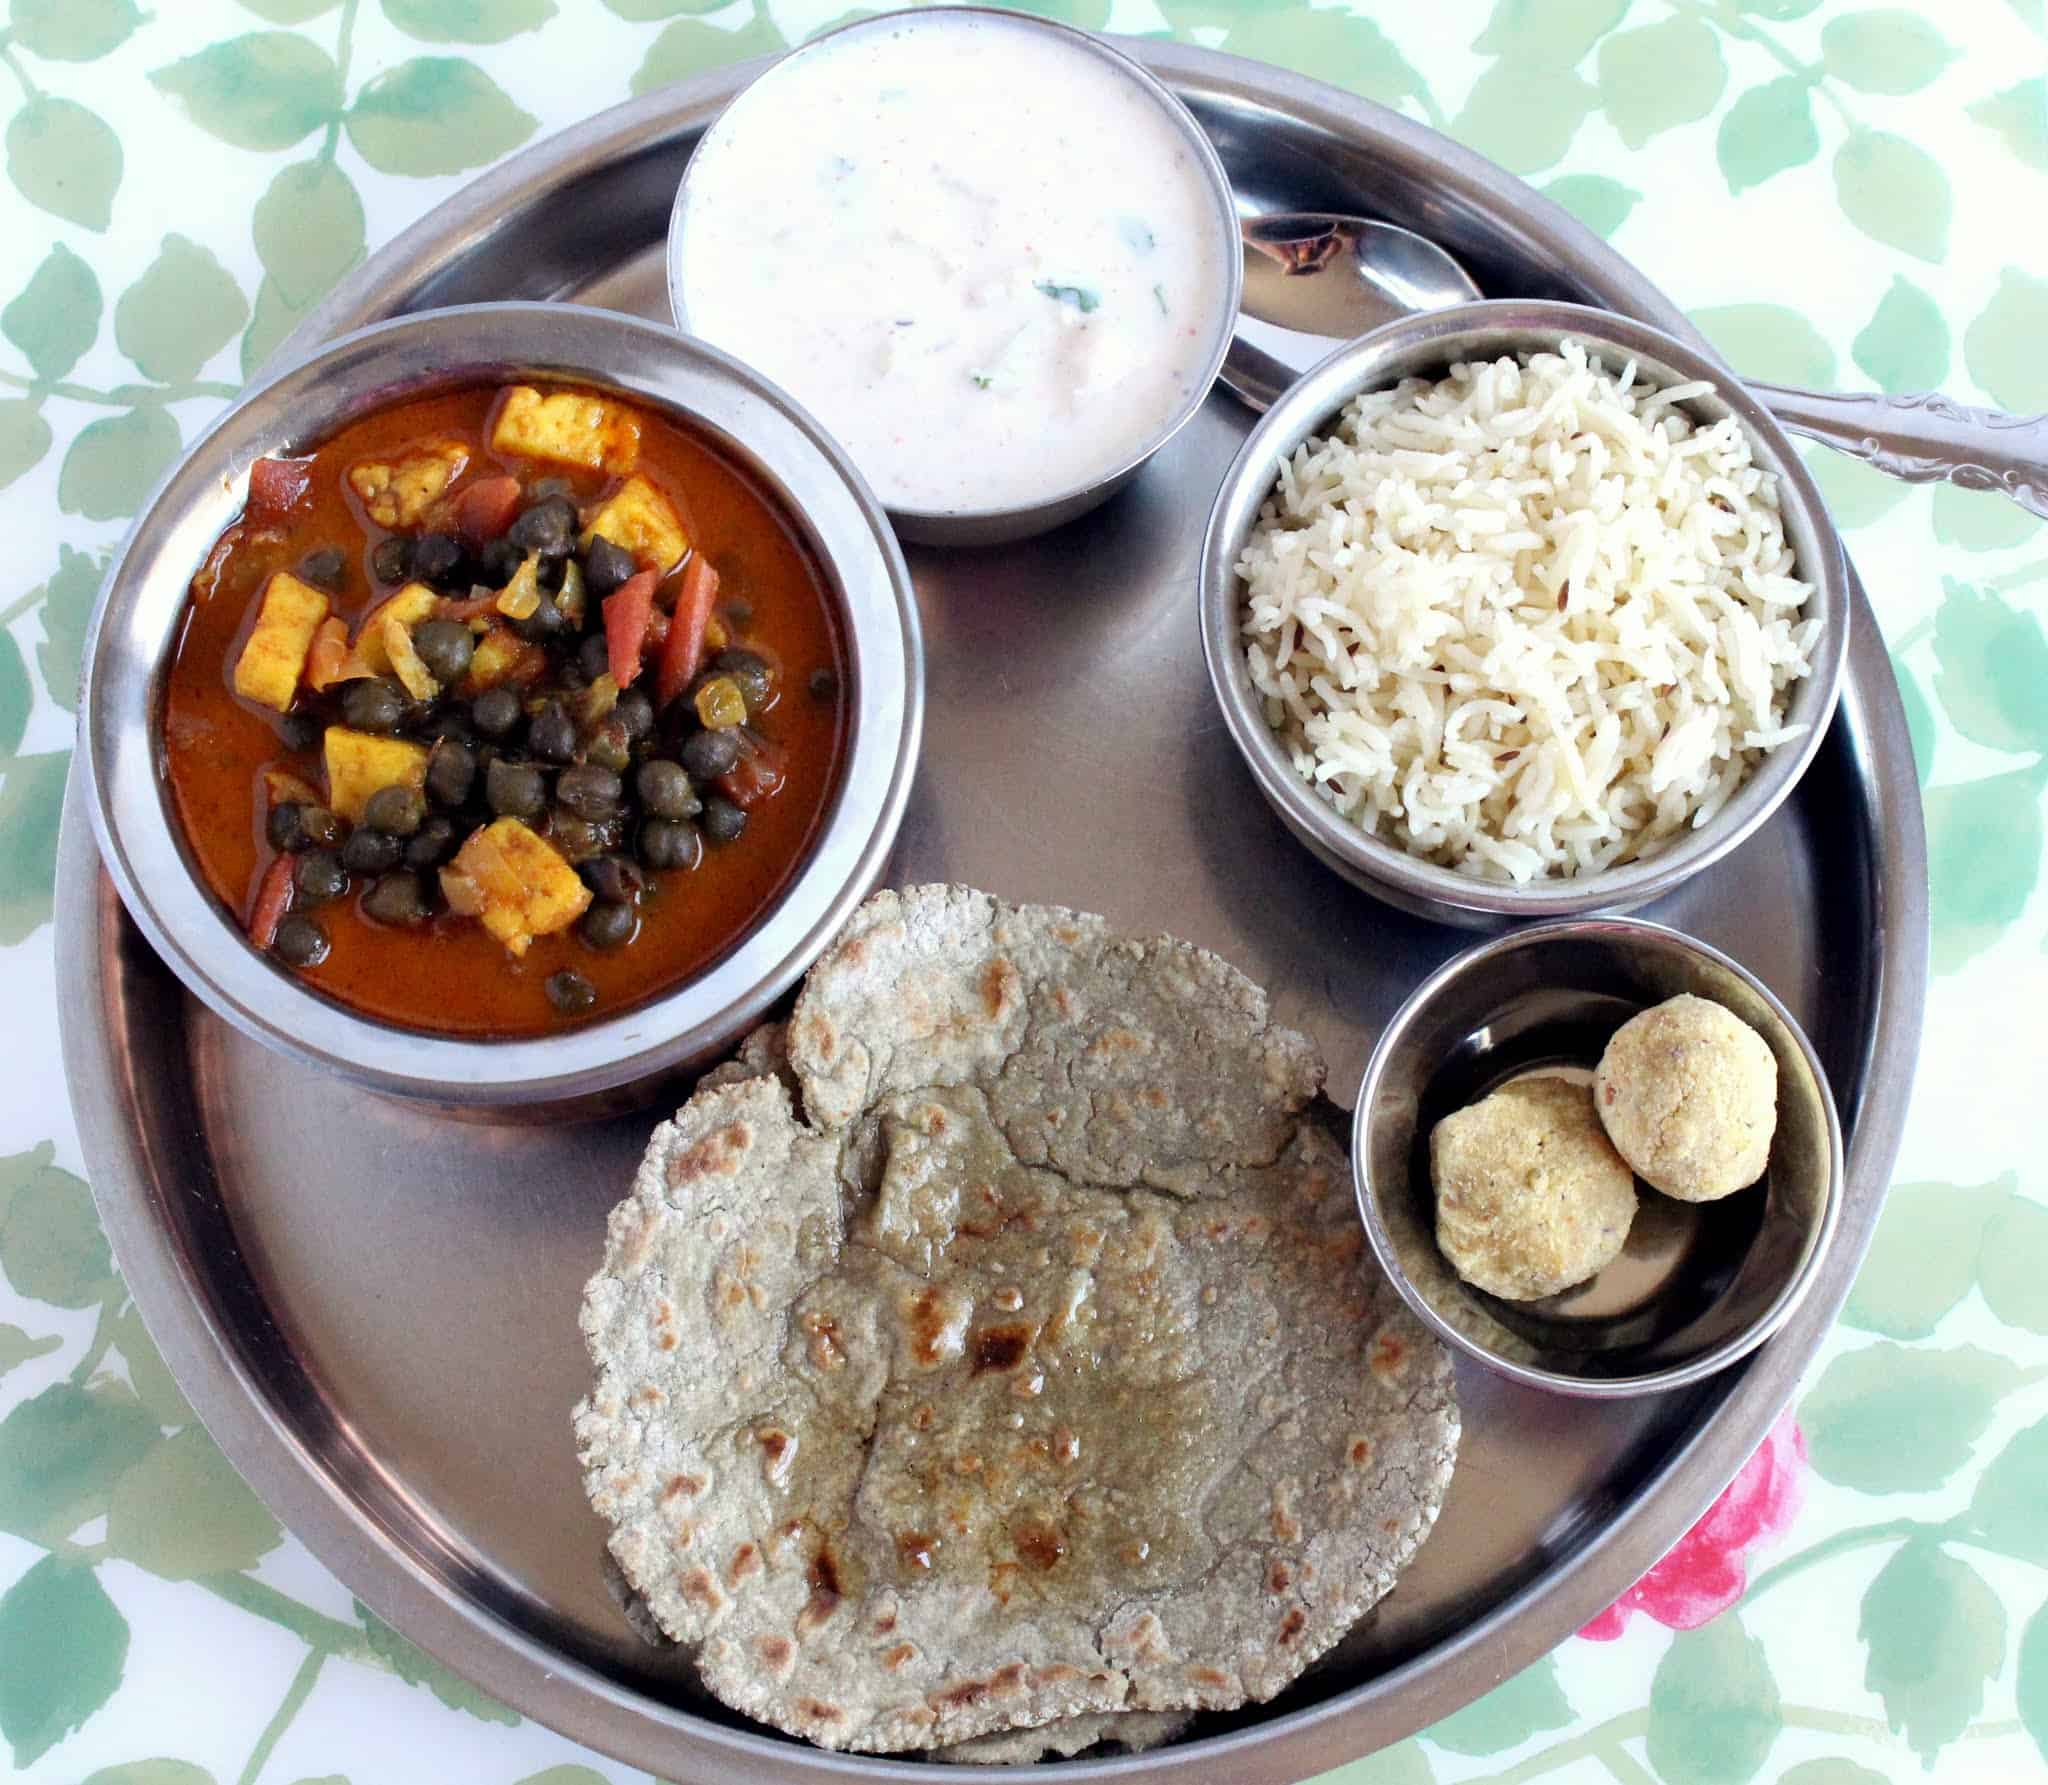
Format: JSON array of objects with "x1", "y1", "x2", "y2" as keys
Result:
[
  {"x1": 932, "y1": 1709, "x2": 1194, "y2": 1765},
  {"x1": 575, "y1": 886, "x2": 1459, "y2": 1753}
]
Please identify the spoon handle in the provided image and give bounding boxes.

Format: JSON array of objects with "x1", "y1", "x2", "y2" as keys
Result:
[
  {"x1": 1752, "y1": 383, "x2": 2048, "y2": 521},
  {"x1": 1219, "y1": 333, "x2": 1295, "y2": 415}
]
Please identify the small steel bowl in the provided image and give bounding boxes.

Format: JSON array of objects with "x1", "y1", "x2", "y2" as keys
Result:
[
  {"x1": 81, "y1": 301, "x2": 922, "y2": 1114},
  {"x1": 666, "y1": 5, "x2": 1243, "y2": 548},
  {"x1": 1354, "y1": 917, "x2": 1842, "y2": 1396},
  {"x1": 1200, "y1": 299, "x2": 1851, "y2": 929}
]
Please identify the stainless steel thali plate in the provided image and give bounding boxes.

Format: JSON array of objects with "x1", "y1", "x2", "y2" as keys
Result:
[{"x1": 56, "y1": 41, "x2": 1928, "y2": 1784}]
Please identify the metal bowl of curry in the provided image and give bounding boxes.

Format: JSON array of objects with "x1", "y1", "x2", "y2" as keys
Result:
[{"x1": 81, "y1": 301, "x2": 923, "y2": 1111}]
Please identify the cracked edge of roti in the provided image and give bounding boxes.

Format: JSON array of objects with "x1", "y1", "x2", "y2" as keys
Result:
[
  {"x1": 786, "y1": 884, "x2": 1324, "y2": 1181},
  {"x1": 930, "y1": 1709, "x2": 1196, "y2": 1765}
]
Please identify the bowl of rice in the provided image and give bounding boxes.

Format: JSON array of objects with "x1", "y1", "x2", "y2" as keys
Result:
[{"x1": 1199, "y1": 299, "x2": 1849, "y2": 928}]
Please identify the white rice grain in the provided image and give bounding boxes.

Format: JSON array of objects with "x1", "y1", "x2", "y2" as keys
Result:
[{"x1": 1236, "y1": 340, "x2": 1817, "y2": 882}]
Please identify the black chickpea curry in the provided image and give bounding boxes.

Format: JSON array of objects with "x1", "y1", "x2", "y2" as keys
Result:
[{"x1": 161, "y1": 382, "x2": 848, "y2": 1036}]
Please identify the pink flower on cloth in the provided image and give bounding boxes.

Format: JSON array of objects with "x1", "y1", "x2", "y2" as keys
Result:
[{"x1": 1579, "y1": 1412, "x2": 1807, "y2": 1641}]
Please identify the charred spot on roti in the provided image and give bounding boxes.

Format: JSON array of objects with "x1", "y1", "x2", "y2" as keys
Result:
[
  {"x1": 969, "y1": 1322, "x2": 1036, "y2": 1374},
  {"x1": 574, "y1": 887, "x2": 1459, "y2": 1754},
  {"x1": 901, "y1": 1282, "x2": 971, "y2": 1368},
  {"x1": 980, "y1": 956, "x2": 1021, "y2": 1021},
  {"x1": 802, "y1": 1309, "x2": 846, "y2": 1369},
  {"x1": 679, "y1": 1567, "x2": 726, "y2": 1618},
  {"x1": 667, "y1": 1121, "x2": 753, "y2": 1187},
  {"x1": 1012, "y1": 1514, "x2": 1067, "y2": 1571},
  {"x1": 797, "y1": 1546, "x2": 845, "y2": 1637}
]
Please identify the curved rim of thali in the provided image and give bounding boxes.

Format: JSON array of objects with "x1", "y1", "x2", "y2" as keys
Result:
[{"x1": 55, "y1": 38, "x2": 1931, "y2": 1783}]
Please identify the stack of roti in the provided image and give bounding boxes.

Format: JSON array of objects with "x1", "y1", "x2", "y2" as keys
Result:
[{"x1": 574, "y1": 886, "x2": 1459, "y2": 1758}]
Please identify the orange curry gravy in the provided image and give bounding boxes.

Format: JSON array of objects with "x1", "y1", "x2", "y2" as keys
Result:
[{"x1": 162, "y1": 383, "x2": 846, "y2": 1037}]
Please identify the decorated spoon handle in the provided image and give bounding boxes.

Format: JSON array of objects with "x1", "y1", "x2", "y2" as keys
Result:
[{"x1": 1751, "y1": 383, "x2": 2048, "y2": 521}]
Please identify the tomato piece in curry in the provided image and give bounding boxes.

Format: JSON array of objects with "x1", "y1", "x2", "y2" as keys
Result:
[{"x1": 161, "y1": 382, "x2": 847, "y2": 1037}]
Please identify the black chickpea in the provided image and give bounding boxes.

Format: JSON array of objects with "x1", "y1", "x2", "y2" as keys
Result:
[
  {"x1": 363, "y1": 784, "x2": 426, "y2": 837},
  {"x1": 362, "y1": 871, "x2": 427, "y2": 926},
  {"x1": 580, "y1": 900, "x2": 636, "y2": 951},
  {"x1": 508, "y1": 495, "x2": 577, "y2": 557},
  {"x1": 405, "y1": 815, "x2": 457, "y2": 869},
  {"x1": 427, "y1": 739, "x2": 478, "y2": 808},
  {"x1": 266, "y1": 802, "x2": 309, "y2": 852},
  {"x1": 299, "y1": 805, "x2": 346, "y2": 849},
  {"x1": 342, "y1": 678, "x2": 409, "y2": 734},
  {"x1": 579, "y1": 855, "x2": 643, "y2": 904},
  {"x1": 529, "y1": 702, "x2": 577, "y2": 763},
  {"x1": 412, "y1": 620, "x2": 475, "y2": 684},
  {"x1": 271, "y1": 914, "x2": 329, "y2": 967},
  {"x1": 638, "y1": 817, "x2": 699, "y2": 871},
  {"x1": 294, "y1": 850, "x2": 348, "y2": 904},
  {"x1": 371, "y1": 535, "x2": 411, "y2": 584},
  {"x1": 680, "y1": 728, "x2": 740, "y2": 780},
  {"x1": 703, "y1": 796, "x2": 747, "y2": 843},
  {"x1": 636, "y1": 759, "x2": 698, "y2": 820},
  {"x1": 341, "y1": 827, "x2": 403, "y2": 875},
  {"x1": 297, "y1": 546, "x2": 346, "y2": 592},
  {"x1": 409, "y1": 532, "x2": 461, "y2": 584},
  {"x1": 486, "y1": 758, "x2": 547, "y2": 820},
  {"x1": 615, "y1": 688, "x2": 655, "y2": 742},
  {"x1": 470, "y1": 686, "x2": 521, "y2": 738},
  {"x1": 583, "y1": 535, "x2": 635, "y2": 599},
  {"x1": 556, "y1": 765, "x2": 622, "y2": 821},
  {"x1": 545, "y1": 969, "x2": 597, "y2": 1015}
]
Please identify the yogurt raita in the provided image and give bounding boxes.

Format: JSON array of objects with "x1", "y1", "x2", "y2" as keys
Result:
[{"x1": 674, "y1": 11, "x2": 1233, "y2": 517}]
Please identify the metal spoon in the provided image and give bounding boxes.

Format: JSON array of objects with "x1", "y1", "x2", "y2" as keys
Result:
[{"x1": 1225, "y1": 211, "x2": 2048, "y2": 521}]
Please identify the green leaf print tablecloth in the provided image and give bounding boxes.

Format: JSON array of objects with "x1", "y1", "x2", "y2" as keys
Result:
[{"x1": 0, "y1": 1, "x2": 2043, "y2": 1781}]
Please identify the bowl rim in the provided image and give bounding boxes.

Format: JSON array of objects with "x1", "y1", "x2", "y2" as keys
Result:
[
  {"x1": 1350, "y1": 914, "x2": 1848, "y2": 1397},
  {"x1": 1198, "y1": 297, "x2": 1852, "y2": 921},
  {"x1": 665, "y1": 2, "x2": 1246, "y2": 536},
  {"x1": 79, "y1": 299, "x2": 924, "y2": 1105}
]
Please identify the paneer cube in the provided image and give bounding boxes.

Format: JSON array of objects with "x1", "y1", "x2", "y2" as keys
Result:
[
  {"x1": 347, "y1": 441, "x2": 469, "y2": 529},
  {"x1": 323, "y1": 728, "x2": 430, "y2": 824},
  {"x1": 231, "y1": 572, "x2": 330, "y2": 711},
  {"x1": 343, "y1": 583, "x2": 441, "y2": 679},
  {"x1": 582, "y1": 475, "x2": 688, "y2": 572},
  {"x1": 439, "y1": 818, "x2": 591, "y2": 957},
  {"x1": 491, "y1": 386, "x2": 639, "y2": 474}
]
